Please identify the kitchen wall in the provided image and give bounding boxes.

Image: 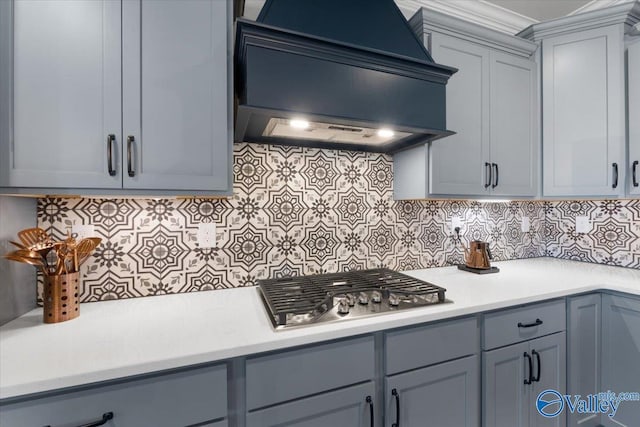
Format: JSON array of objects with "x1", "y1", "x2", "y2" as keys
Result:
[
  {"x1": 33, "y1": 143, "x2": 639, "y2": 302},
  {"x1": 36, "y1": 143, "x2": 547, "y2": 302},
  {"x1": 0, "y1": 196, "x2": 37, "y2": 325}
]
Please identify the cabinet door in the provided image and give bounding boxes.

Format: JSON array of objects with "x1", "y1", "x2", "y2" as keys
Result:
[
  {"x1": 628, "y1": 40, "x2": 640, "y2": 195},
  {"x1": 542, "y1": 26, "x2": 626, "y2": 197},
  {"x1": 483, "y1": 342, "x2": 529, "y2": 427},
  {"x1": 567, "y1": 294, "x2": 602, "y2": 427},
  {"x1": 529, "y1": 332, "x2": 567, "y2": 427},
  {"x1": 489, "y1": 51, "x2": 538, "y2": 197},
  {"x1": 246, "y1": 382, "x2": 375, "y2": 427},
  {"x1": 601, "y1": 294, "x2": 640, "y2": 427},
  {"x1": 385, "y1": 355, "x2": 479, "y2": 427},
  {"x1": 122, "y1": 0, "x2": 231, "y2": 191},
  {"x1": 2, "y1": 0, "x2": 121, "y2": 188},
  {"x1": 429, "y1": 34, "x2": 490, "y2": 196}
]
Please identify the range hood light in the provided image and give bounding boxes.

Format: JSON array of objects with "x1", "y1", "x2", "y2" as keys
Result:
[
  {"x1": 377, "y1": 128, "x2": 395, "y2": 138},
  {"x1": 290, "y1": 119, "x2": 310, "y2": 129}
]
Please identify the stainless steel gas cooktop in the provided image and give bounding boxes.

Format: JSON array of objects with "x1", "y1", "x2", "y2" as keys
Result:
[{"x1": 258, "y1": 269, "x2": 449, "y2": 330}]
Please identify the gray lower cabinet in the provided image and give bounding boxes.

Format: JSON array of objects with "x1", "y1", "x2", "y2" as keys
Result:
[
  {"x1": 0, "y1": 363, "x2": 228, "y2": 427},
  {"x1": 385, "y1": 355, "x2": 479, "y2": 427},
  {"x1": 483, "y1": 332, "x2": 566, "y2": 427},
  {"x1": 601, "y1": 294, "x2": 640, "y2": 427},
  {"x1": 0, "y1": 0, "x2": 232, "y2": 194},
  {"x1": 246, "y1": 382, "x2": 375, "y2": 427},
  {"x1": 567, "y1": 294, "x2": 602, "y2": 427}
]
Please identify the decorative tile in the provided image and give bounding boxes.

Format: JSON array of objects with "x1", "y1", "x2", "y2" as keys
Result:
[{"x1": 34, "y1": 143, "x2": 640, "y2": 303}]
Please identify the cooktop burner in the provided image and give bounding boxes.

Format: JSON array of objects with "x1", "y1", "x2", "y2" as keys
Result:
[{"x1": 258, "y1": 268, "x2": 448, "y2": 330}]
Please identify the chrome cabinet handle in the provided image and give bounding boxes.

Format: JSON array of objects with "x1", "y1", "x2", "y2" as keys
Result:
[
  {"x1": 392, "y1": 388, "x2": 400, "y2": 427},
  {"x1": 524, "y1": 352, "x2": 533, "y2": 385},
  {"x1": 127, "y1": 136, "x2": 135, "y2": 177},
  {"x1": 366, "y1": 395, "x2": 374, "y2": 427},
  {"x1": 492, "y1": 163, "x2": 499, "y2": 188},
  {"x1": 484, "y1": 162, "x2": 492, "y2": 189},
  {"x1": 107, "y1": 134, "x2": 116, "y2": 176},
  {"x1": 532, "y1": 349, "x2": 541, "y2": 383},
  {"x1": 633, "y1": 160, "x2": 639, "y2": 187},
  {"x1": 44, "y1": 412, "x2": 113, "y2": 427},
  {"x1": 612, "y1": 162, "x2": 618, "y2": 189}
]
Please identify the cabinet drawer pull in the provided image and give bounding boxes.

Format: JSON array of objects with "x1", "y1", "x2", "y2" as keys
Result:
[
  {"x1": 612, "y1": 162, "x2": 618, "y2": 189},
  {"x1": 492, "y1": 163, "x2": 498, "y2": 188},
  {"x1": 107, "y1": 134, "x2": 116, "y2": 176},
  {"x1": 524, "y1": 352, "x2": 533, "y2": 385},
  {"x1": 484, "y1": 162, "x2": 492, "y2": 189},
  {"x1": 366, "y1": 395, "x2": 374, "y2": 427},
  {"x1": 392, "y1": 388, "x2": 400, "y2": 427},
  {"x1": 127, "y1": 136, "x2": 135, "y2": 177},
  {"x1": 518, "y1": 318, "x2": 543, "y2": 328},
  {"x1": 633, "y1": 160, "x2": 639, "y2": 187},
  {"x1": 532, "y1": 349, "x2": 541, "y2": 382},
  {"x1": 44, "y1": 411, "x2": 113, "y2": 427}
]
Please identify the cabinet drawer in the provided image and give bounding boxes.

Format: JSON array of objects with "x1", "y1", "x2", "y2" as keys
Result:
[
  {"x1": 385, "y1": 316, "x2": 478, "y2": 375},
  {"x1": 246, "y1": 335, "x2": 374, "y2": 410},
  {"x1": 0, "y1": 363, "x2": 227, "y2": 427},
  {"x1": 483, "y1": 299, "x2": 565, "y2": 350}
]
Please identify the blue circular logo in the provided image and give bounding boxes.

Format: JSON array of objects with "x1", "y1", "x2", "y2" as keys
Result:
[{"x1": 536, "y1": 389, "x2": 564, "y2": 418}]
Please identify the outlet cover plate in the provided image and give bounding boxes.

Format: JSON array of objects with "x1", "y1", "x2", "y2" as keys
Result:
[
  {"x1": 451, "y1": 216, "x2": 463, "y2": 232},
  {"x1": 72, "y1": 224, "x2": 95, "y2": 240},
  {"x1": 521, "y1": 216, "x2": 530, "y2": 233},
  {"x1": 575, "y1": 216, "x2": 591, "y2": 233},
  {"x1": 197, "y1": 223, "x2": 217, "y2": 248}
]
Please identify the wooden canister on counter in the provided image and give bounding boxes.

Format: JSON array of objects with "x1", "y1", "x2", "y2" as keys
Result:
[{"x1": 43, "y1": 272, "x2": 80, "y2": 323}]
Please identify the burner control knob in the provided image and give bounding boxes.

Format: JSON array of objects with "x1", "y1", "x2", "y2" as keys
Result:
[
  {"x1": 338, "y1": 298, "x2": 350, "y2": 315},
  {"x1": 345, "y1": 294, "x2": 356, "y2": 307},
  {"x1": 371, "y1": 290, "x2": 382, "y2": 303},
  {"x1": 389, "y1": 293, "x2": 400, "y2": 306},
  {"x1": 358, "y1": 292, "x2": 369, "y2": 305}
]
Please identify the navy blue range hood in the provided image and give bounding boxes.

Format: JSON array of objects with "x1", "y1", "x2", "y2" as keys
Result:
[{"x1": 234, "y1": 0, "x2": 457, "y2": 153}]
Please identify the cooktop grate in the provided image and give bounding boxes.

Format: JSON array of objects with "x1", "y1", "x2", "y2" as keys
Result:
[{"x1": 258, "y1": 268, "x2": 446, "y2": 328}]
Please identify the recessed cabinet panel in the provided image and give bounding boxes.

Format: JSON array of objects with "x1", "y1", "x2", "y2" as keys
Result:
[
  {"x1": 7, "y1": 0, "x2": 121, "y2": 188},
  {"x1": 429, "y1": 34, "x2": 489, "y2": 196},
  {"x1": 542, "y1": 26, "x2": 625, "y2": 196},
  {"x1": 489, "y1": 52, "x2": 537, "y2": 196},
  {"x1": 122, "y1": 0, "x2": 230, "y2": 190}
]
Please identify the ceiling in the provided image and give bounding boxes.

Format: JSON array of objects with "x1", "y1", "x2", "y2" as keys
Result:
[
  {"x1": 242, "y1": 0, "x2": 628, "y2": 34},
  {"x1": 485, "y1": 0, "x2": 592, "y2": 22}
]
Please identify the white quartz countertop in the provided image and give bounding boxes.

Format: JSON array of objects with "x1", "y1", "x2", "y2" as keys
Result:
[{"x1": 1, "y1": 258, "x2": 639, "y2": 400}]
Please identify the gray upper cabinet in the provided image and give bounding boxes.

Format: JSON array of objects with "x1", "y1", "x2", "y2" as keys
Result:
[
  {"x1": 0, "y1": 0, "x2": 232, "y2": 195},
  {"x1": 122, "y1": 0, "x2": 230, "y2": 191},
  {"x1": 601, "y1": 294, "x2": 640, "y2": 427},
  {"x1": 629, "y1": 39, "x2": 640, "y2": 196},
  {"x1": 395, "y1": 9, "x2": 538, "y2": 199},
  {"x1": 541, "y1": 27, "x2": 625, "y2": 197},
  {"x1": 0, "y1": 0, "x2": 122, "y2": 189},
  {"x1": 567, "y1": 294, "x2": 602, "y2": 427}
]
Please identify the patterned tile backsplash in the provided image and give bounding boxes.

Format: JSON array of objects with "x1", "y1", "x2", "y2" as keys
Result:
[{"x1": 35, "y1": 143, "x2": 638, "y2": 302}]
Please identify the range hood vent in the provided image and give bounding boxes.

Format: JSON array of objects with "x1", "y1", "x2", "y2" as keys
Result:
[{"x1": 235, "y1": 0, "x2": 457, "y2": 153}]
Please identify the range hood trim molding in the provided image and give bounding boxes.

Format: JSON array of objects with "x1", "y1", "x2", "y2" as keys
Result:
[{"x1": 235, "y1": 19, "x2": 457, "y2": 89}]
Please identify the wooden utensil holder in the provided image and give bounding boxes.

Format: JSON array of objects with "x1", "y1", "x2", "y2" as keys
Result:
[{"x1": 43, "y1": 272, "x2": 80, "y2": 323}]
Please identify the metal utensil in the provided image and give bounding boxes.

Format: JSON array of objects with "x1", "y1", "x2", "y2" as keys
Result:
[
  {"x1": 17, "y1": 227, "x2": 50, "y2": 248},
  {"x1": 4, "y1": 252, "x2": 49, "y2": 275},
  {"x1": 74, "y1": 237, "x2": 102, "y2": 271}
]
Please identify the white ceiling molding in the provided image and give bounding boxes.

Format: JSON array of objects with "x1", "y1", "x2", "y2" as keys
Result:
[
  {"x1": 395, "y1": 0, "x2": 538, "y2": 35},
  {"x1": 568, "y1": 0, "x2": 634, "y2": 15}
]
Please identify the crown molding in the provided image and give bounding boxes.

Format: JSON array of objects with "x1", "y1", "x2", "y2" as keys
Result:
[
  {"x1": 395, "y1": 0, "x2": 537, "y2": 35},
  {"x1": 409, "y1": 7, "x2": 538, "y2": 57},
  {"x1": 518, "y1": 1, "x2": 640, "y2": 41},
  {"x1": 569, "y1": 0, "x2": 634, "y2": 15}
]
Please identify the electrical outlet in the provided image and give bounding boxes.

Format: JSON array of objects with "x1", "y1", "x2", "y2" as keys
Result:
[
  {"x1": 72, "y1": 224, "x2": 95, "y2": 240},
  {"x1": 451, "y1": 217, "x2": 463, "y2": 233},
  {"x1": 575, "y1": 216, "x2": 591, "y2": 233},
  {"x1": 197, "y1": 223, "x2": 217, "y2": 248},
  {"x1": 521, "y1": 216, "x2": 530, "y2": 233}
]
